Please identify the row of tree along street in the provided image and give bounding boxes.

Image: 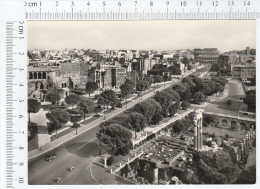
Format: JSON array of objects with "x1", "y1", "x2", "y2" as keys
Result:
[
  {"x1": 28, "y1": 74, "x2": 227, "y2": 156},
  {"x1": 96, "y1": 75, "x2": 228, "y2": 163}
]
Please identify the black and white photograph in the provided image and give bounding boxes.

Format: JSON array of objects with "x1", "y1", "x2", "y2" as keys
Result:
[{"x1": 27, "y1": 20, "x2": 256, "y2": 185}]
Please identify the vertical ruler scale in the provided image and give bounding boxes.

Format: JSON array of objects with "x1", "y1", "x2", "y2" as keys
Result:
[
  {"x1": 6, "y1": 21, "x2": 15, "y2": 189},
  {"x1": 5, "y1": 20, "x2": 27, "y2": 189}
]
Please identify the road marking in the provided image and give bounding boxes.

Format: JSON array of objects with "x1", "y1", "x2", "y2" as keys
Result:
[
  {"x1": 89, "y1": 156, "x2": 101, "y2": 185},
  {"x1": 76, "y1": 137, "x2": 97, "y2": 151}
]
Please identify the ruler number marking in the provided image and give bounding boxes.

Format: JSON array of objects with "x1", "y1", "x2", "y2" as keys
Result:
[
  {"x1": 134, "y1": 1, "x2": 137, "y2": 6},
  {"x1": 213, "y1": 1, "x2": 218, "y2": 6},
  {"x1": 24, "y1": 1, "x2": 41, "y2": 7},
  {"x1": 197, "y1": 1, "x2": 202, "y2": 6},
  {"x1": 181, "y1": 1, "x2": 187, "y2": 6},
  {"x1": 150, "y1": 1, "x2": 153, "y2": 6},
  {"x1": 244, "y1": 1, "x2": 250, "y2": 6},
  {"x1": 228, "y1": 1, "x2": 234, "y2": 6},
  {"x1": 19, "y1": 177, "x2": 24, "y2": 183}
]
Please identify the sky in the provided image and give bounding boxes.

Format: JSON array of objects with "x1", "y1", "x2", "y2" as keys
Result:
[{"x1": 28, "y1": 20, "x2": 256, "y2": 51}]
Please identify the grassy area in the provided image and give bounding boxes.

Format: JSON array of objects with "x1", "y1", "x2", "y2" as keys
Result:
[
  {"x1": 203, "y1": 126, "x2": 247, "y2": 140},
  {"x1": 28, "y1": 124, "x2": 39, "y2": 151}
]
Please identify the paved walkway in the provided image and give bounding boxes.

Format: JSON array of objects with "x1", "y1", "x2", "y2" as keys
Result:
[
  {"x1": 239, "y1": 147, "x2": 256, "y2": 184},
  {"x1": 30, "y1": 108, "x2": 50, "y2": 147},
  {"x1": 91, "y1": 157, "x2": 133, "y2": 185}
]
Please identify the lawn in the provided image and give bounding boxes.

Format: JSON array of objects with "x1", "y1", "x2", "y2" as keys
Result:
[
  {"x1": 28, "y1": 124, "x2": 39, "y2": 151},
  {"x1": 203, "y1": 126, "x2": 247, "y2": 140}
]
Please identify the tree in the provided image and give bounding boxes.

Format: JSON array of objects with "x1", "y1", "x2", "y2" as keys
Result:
[
  {"x1": 85, "y1": 82, "x2": 98, "y2": 97},
  {"x1": 99, "y1": 90, "x2": 117, "y2": 110},
  {"x1": 69, "y1": 77, "x2": 74, "y2": 89},
  {"x1": 127, "y1": 112, "x2": 146, "y2": 139},
  {"x1": 94, "y1": 105, "x2": 102, "y2": 116},
  {"x1": 149, "y1": 100, "x2": 163, "y2": 124},
  {"x1": 154, "y1": 91, "x2": 173, "y2": 117},
  {"x1": 193, "y1": 92, "x2": 205, "y2": 104},
  {"x1": 244, "y1": 91, "x2": 256, "y2": 111},
  {"x1": 169, "y1": 103, "x2": 178, "y2": 117},
  {"x1": 96, "y1": 123, "x2": 132, "y2": 158},
  {"x1": 197, "y1": 150, "x2": 241, "y2": 184},
  {"x1": 181, "y1": 100, "x2": 190, "y2": 110},
  {"x1": 120, "y1": 79, "x2": 135, "y2": 107},
  {"x1": 70, "y1": 111, "x2": 83, "y2": 135},
  {"x1": 77, "y1": 96, "x2": 95, "y2": 121},
  {"x1": 171, "y1": 120, "x2": 184, "y2": 135},
  {"x1": 153, "y1": 75, "x2": 163, "y2": 84},
  {"x1": 65, "y1": 94, "x2": 81, "y2": 108},
  {"x1": 136, "y1": 80, "x2": 150, "y2": 91},
  {"x1": 172, "y1": 84, "x2": 187, "y2": 97},
  {"x1": 181, "y1": 57, "x2": 190, "y2": 65},
  {"x1": 134, "y1": 99, "x2": 162, "y2": 124},
  {"x1": 45, "y1": 91, "x2": 61, "y2": 105},
  {"x1": 28, "y1": 99, "x2": 41, "y2": 123},
  {"x1": 182, "y1": 76, "x2": 196, "y2": 93},
  {"x1": 46, "y1": 108, "x2": 69, "y2": 135}
]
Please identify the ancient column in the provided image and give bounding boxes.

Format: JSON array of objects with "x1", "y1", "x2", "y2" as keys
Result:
[
  {"x1": 153, "y1": 168, "x2": 159, "y2": 184},
  {"x1": 104, "y1": 157, "x2": 107, "y2": 168}
]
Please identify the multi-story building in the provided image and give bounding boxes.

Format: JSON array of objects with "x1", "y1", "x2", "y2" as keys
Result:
[
  {"x1": 111, "y1": 68, "x2": 127, "y2": 88},
  {"x1": 27, "y1": 67, "x2": 56, "y2": 100},
  {"x1": 231, "y1": 64, "x2": 256, "y2": 81},
  {"x1": 194, "y1": 48, "x2": 219, "y2": 64},
  {"x1": 60, "y1": 62, "x2": 89, "y2": 89}
]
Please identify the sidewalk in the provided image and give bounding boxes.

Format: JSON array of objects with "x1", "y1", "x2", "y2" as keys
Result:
[
  {"x1": 31, "y1": 108, "x2": 50, "y2": 147},
  {"x1": 91, "y1": 157, "x2": 133, "y2": 185}
]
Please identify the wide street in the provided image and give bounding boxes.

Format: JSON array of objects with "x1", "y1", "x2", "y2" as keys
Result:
[
  {"x1": 28, "y1": 79, "x2": 181, "y2": 185},
  {"x1": 203, "y1": 78, "x2": 252, "y2": 118}
]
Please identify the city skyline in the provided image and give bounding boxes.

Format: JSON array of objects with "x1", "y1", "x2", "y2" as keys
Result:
[{"x1": 28, "y1": 20, "x2": 256, "y2": 51}]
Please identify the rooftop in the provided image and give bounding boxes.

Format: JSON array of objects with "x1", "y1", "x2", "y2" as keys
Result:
[{"x1": 28, "y1": 67, "x2": 54, "y2": 72}]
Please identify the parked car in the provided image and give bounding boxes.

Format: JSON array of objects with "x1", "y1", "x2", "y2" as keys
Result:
[{"x1": 45, "y1": 153, "x2": 56, "y2": 162}]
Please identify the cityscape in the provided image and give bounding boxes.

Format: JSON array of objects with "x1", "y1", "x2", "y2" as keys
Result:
[{"x1": 28, "y1": 21, "x2": 256, "y2": 185}]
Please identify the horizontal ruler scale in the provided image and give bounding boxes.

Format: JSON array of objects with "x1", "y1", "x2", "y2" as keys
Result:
[{"x1": 21, "y1": 0, "x2": 260, "y2": 20}]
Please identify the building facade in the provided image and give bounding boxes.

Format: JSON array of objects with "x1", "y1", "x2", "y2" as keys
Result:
[
  {"x1": 194, "y1": 48, "x2": 219, "y2": 64},
  {"x1": 231, "y1": 64, "x2": 256, "y2": 81}
]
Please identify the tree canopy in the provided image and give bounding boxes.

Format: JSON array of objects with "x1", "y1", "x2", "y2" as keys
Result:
[
  {"x1": 65, "y1": 94, "x2": 81, "y2": 108},
  {"x1": 127, "y1": 112, "x2": 147, "y2": 139},
  {"x1": 98, "y1": 89, "x2": 117, "y2": 108},
  {"x1": 85, "y1": 82, "x2": 98, "y2": 97},
  {"x1": 197, "y1": 150, "x2": 241, "y2": 184},
  {"x1": 193, "y1": 91, "x2": 205, "y2": 104},
  {"x1": 134, "y1": 99, "x2": 162, "y2": 124},
  {"x1": 45, "y1": 91, "x2": 61, "y2": 105},
  {"x1": 46, "y1": 108, "x2": 70, "y2": 132},
  {"x1": 120, "y1": 79, "x2": 135, "y2": 98},
  {"x1": 28, "y1": 99, "x2": 41, "y2": 123},
  {"x1": 97, "y1": 123, "x2": 132, "y2": 156},
  {"x1": 77, "y1": 96, "x2": 95, "y2": 121}
]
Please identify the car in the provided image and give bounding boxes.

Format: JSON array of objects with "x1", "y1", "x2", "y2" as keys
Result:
[{"x1": 45, "y1": 153, "x2": 56, "y2": 162}]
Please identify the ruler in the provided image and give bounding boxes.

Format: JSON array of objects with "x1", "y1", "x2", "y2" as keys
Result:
[
  {"x1": 1, "y1": 21, "x2": 27, "y2": 189},
  {"x1": 0, "y1": 0, "x2": 259, "y2": 189}
]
